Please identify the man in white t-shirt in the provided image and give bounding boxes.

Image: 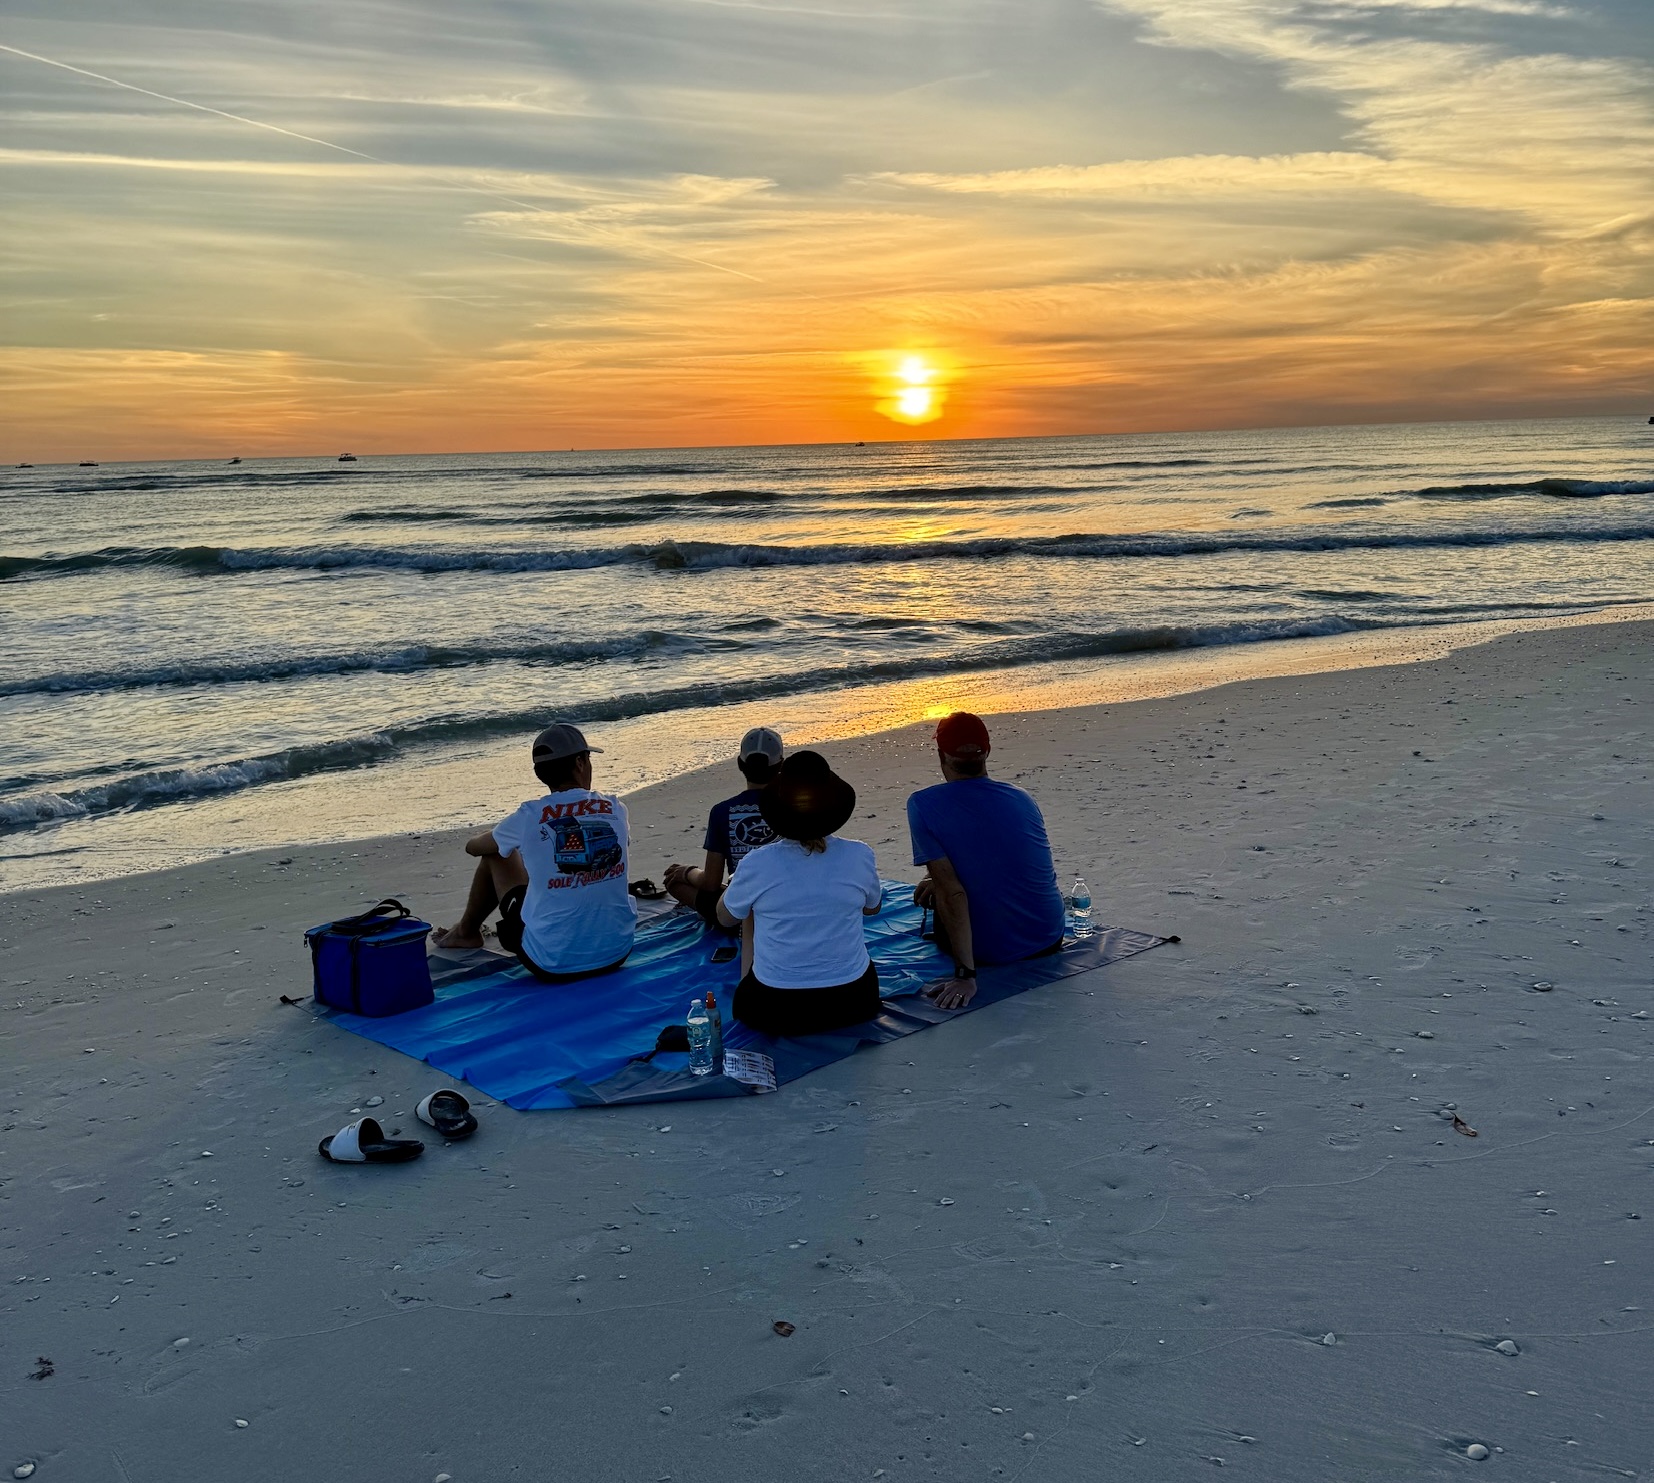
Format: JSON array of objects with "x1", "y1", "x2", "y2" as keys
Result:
[{"x1": 432, "y1": 723, "x2": 636, "y2": 981}]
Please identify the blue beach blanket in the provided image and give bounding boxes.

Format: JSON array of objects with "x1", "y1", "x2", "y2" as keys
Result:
[{"x1": 319, "y1": 883, "x2": 1171, "y2": 1109}]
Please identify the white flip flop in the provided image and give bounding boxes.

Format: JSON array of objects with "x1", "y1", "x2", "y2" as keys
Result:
[
  {"x1": 415, "y1": 1089, "x2": 478, "y2": 1140},
  {"x1": 318, "y1": 1116, "x2": 424, "y2": 1163}
]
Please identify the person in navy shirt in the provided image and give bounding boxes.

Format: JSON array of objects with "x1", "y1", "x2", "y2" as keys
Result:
[
  {"x1": 907, "y1": 712, "x2": 1066, "y2": 1008},
  {"x1": 663, "y1": 726, "x2": 784, "y2": 927}
]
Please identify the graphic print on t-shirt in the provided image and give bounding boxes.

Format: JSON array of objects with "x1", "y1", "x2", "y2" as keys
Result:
[
  {"x1": 725, "y1": 801, "x2": 772, "y2": 866},
  {"x1": 706, "y1": 789, "x2": 777, "y2": 870},
  {"x1": 551, "y1": 816, "x2": 622, "y2": 876}
]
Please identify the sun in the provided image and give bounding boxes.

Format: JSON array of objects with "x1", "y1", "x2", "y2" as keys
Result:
[
  {"x1": 877, "y1": 353, "x2": 948, "y2": 426},
  {"x1": 895, "y1": 385, "x2": 933, "y2": 419}
]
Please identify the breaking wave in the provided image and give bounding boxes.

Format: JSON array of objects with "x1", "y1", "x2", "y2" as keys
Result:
[
  {"x1": 0, "y1": 632, "x2": 720, "y2": 699},
  {"x1": 9, "y1": 517, "x2": 1654, "y2": 583},
  {"x1": 1408, "y1": 477, "x2": 1654, "y2": 501}
]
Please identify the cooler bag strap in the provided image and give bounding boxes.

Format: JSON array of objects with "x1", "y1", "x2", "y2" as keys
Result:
[{"x1": 328, "y1": 898, "x2": 412, "y2": 937}]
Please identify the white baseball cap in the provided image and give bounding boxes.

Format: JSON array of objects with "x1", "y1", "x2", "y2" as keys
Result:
[{"x1": 738, "y1": 726, "x2": 784, "y2": 765}]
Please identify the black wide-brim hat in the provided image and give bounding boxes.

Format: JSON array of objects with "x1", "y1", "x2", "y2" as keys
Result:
[{"x1": 758, "y1": 750, "x2": 856, "y2": 841}]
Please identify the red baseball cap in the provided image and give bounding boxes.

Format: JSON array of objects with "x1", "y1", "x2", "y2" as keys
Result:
[{"x1": 935, "y1": 711, "x2": 990, "y2": 758}]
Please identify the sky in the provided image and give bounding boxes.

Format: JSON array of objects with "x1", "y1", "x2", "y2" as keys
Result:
[{"x1": 1, "y1": 0, "x2": 1651, "y2": 458}]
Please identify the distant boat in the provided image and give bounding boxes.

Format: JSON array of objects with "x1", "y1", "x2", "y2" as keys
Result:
[
  {"x1": 16, "y1": 463, "x2": 32, "y2": 468},
  {"x1": 338, "y1": 453, "x2": 358, "y2": 462},
  {"x1": 228, "y1": 457, "x2": 242, "y2": 465},
  {"x1": 79, "y1": 461, "x2": 98, "y2": 467}
]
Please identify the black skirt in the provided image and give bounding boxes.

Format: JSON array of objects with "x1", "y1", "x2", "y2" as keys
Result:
[{"x1": 733, "y1": 960, "x2": 881, "y2": 1036}]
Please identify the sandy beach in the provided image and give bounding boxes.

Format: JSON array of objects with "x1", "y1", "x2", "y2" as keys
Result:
[{"x1": 3, "y1": 616, "x2": 1650, "y2": 1482}]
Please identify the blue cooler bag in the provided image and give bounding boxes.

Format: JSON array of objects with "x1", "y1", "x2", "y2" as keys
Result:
[{"x1": 305, "y1": 898, "x2": 434, "y2": 1017}]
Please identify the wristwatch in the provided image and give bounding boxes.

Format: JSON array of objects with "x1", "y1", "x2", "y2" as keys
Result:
[{"x1": 955, "y1": 964, "x2": 977, "y2": 980}]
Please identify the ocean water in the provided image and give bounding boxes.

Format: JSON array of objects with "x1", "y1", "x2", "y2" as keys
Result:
[{"x1": 3, "y1": 416, "x2": 1651, "y2": 889}]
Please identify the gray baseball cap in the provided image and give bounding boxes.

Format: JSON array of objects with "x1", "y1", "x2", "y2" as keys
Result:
[
  {"x1": 738, "y1": 726, "x2": 784, "y2": 764},
  {"x1": 532, "y1": 722, "x2": 602, "y2": 763}
]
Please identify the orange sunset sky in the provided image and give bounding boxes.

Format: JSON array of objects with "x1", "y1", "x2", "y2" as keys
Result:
[{"x1": 2, "y1": 0, "x2": 1652, "y2": 461}]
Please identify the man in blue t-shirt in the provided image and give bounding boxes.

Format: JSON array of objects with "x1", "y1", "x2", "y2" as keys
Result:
[
  {"x1": 907, "y1": 711, "x2": 1066, "y2": 1008},
  {"x1": 663, "y1": 726, "x2": 784, "y2": 927}
]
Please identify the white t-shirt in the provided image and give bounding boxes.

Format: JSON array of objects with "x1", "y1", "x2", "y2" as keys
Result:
[
  {"x1": 493, "y1": 789, "x2": 636, "y2": 974},
  {"x1": 721, "y1": 835, "x2": 882, "y2": 989}
]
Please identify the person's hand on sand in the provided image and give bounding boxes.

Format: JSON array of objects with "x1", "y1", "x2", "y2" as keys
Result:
[{"x1": 924, "y1": 975, "x2": 977, "y2": 1010}]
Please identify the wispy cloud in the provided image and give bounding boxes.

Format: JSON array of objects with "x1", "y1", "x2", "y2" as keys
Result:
[{"x1": 877, "y1": 152, "x2": 1392, "y2": 196}]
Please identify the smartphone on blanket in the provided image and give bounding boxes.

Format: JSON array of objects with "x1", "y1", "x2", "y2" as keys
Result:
[{"x1": 710, "y1": 944, "x2": 738, "y2": 964}]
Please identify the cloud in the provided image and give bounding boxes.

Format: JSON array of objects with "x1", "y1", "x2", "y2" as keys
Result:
[
  {"x1": 0, "y1": 0, "x2": 1649, "y2": 456},
  {"x1": 877, "y1": 151, "x2": 1392, "y2": 197},
  {"x1": 1094, "y1": 0, "x2": 1654, "y2": 227}
]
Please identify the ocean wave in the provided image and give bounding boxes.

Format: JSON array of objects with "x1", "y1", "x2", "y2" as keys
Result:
[
  {"x1": 20, "y1": 459, "x2": 746, "y2": 499},
  {"x1": 0, "y1": 736, "x2": 400, "y2": 830},
  {"x1": 518, "y1": 462, "x2": 731, "y2": 479},
  {"x1": 1407, "y1": 477, "x2": 1654, "y2": 501},
  {"x1": 0, "y1": 632, "x2": 714, "y2": 699},
  {"x1": 626, "y1": 487, "x2": 791, "y2": 505},
  {"x1": 1065, "y1": 457, "x2": 1220, "y2": 469},
  {"x1": 332, "y1": 484, "x2": 1091, "y2": 529},
  {"x1": 339, "y1": 508, "x2": 479, "y2": 523},
  {"x1": 9, "y1": 517, "x2": 1654, "y2": 584},
  {"x1": 0, "y1": 613, "x2": 1384, "y2": 832}
]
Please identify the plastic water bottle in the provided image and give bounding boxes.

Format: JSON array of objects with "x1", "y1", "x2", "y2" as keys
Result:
[
  {"x1": 687, "y1": 997, "x2": 714, "y2": 1076},
  {"x1": 1070, "y1": 876, "x2": 1094, "y2": 939},
  {"x1": 705, "y1": 992, "x2": 724, "y2": 1073}
]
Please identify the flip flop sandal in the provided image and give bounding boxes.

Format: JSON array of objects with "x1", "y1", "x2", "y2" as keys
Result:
[
  {"x1": 628, "y1": 878, "x2": 667, "y2": 900},
  {"x1": 318, "y1": 1116, "x2": 424, "y2": 1163},
  {"x1": 416, "y1": 1089, "x2": 478, "y2": 1140}
]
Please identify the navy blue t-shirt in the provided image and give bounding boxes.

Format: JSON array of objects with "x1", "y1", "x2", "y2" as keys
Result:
[
  {"x1": 704, "y1": 788, "x2": 776, "y2": 872},
  {"x1": 907, "y1": 776, "x2": 1066, "y2": 964}
]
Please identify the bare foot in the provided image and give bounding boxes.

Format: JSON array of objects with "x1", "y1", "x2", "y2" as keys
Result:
[{"x1": 430, "y1": 925, "x2": 485, "y2": 950}]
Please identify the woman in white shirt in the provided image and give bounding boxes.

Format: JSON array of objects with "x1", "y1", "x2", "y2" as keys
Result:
[{"x1": 717, "y1": 750, "x2": 883, "y2": 1036}]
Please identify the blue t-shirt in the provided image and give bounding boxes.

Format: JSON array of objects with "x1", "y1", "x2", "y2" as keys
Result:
[
  {"x1": 907, "y1": 777, "x2": 1066, "y2": 964},
  {"x1": 704, "y1": 788, "x2": 776, "y2": 871}
]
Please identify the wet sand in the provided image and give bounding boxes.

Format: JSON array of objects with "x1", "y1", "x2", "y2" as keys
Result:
[{"x1": 3, "y1": 618, "x2": 1650, "y2": 1481}]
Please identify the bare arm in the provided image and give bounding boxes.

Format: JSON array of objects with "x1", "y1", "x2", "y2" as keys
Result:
[
  {"x1": 923, "y1": 855, "x2": 978, "y2": 1009},
  {"x1": 665, "y1": 849, "x2": 726, "y2": 894},
  {"x1": 465, "y1": 830, "x2": 503, "y2": 858}
]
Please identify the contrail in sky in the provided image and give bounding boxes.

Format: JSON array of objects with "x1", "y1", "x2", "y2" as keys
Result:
[
  {"x1": 0, "y1": 40, "x2": 768, "y2": 284},
  {"x1": 0, "y1": 42, "x2": 383, "y2": 162}
]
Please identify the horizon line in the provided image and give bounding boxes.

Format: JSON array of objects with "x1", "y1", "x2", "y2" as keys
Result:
[{"x1": 6, "y1": 407, "x2": 1649, "y2": 468}]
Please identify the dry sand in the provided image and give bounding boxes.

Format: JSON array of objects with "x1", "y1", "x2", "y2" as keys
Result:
[{"x1": 3, "y1": 619, "x2": 1650, "y2": 1482}]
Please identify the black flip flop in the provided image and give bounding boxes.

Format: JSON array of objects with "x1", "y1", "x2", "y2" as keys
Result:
[
  {"x1": 318, "y1": 1116, "x2": 424, "y2": 1163},
  {"x1": 628, "y1": 879, "x2": 667, "y2": 901},
  {"x1": 415, "y1": 1089, "x2": 478, "y2": 1140}
]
